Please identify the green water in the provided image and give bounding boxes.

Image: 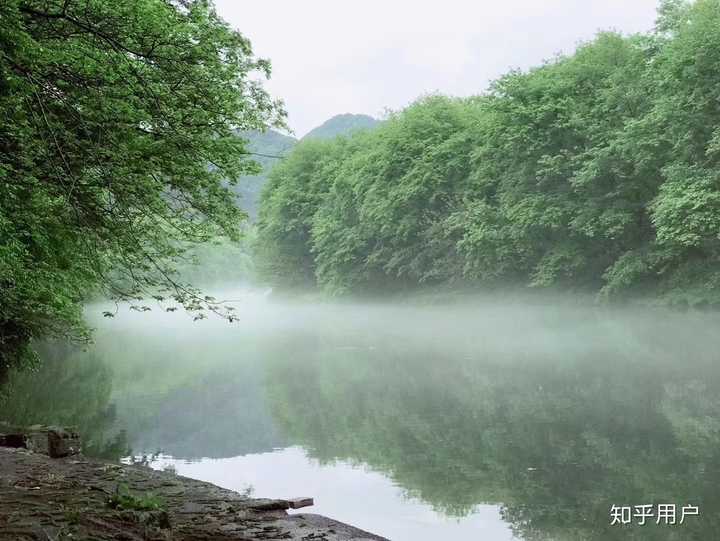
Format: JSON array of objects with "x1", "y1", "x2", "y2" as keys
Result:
[{"x1": 3, "y1": 292, "x2": 719, "y2": 540}]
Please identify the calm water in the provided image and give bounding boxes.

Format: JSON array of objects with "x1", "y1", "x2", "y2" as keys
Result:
[{"x1": 3, "y1": 290, "x2": 720, "y2": 540}]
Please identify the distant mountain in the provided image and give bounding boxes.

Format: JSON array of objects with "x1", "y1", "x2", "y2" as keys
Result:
[
  {"x1": 232, "y1": 115, "x2": 379, "y2": 220},
  {"x1": 232, "y1": 129, "x2": 297, "y2": 220},
  {"x1": 302, "y1": 113, "x2": 378, "y2": 141}
]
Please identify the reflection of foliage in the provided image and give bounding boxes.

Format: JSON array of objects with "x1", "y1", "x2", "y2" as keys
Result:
[
  {"x1": 119, "y1": 366, "x2": 286, "y2": 459},
  {"x1": 263, "y1": 311, "x2": 720, "y2": 540},
  {"x1": 6, "y1": 303, "x2": 719, "y2": 540},
  {"x1": 0, "y1": 343, "x2": 129, "y2": 460},
  {"x1": 92, "y1": 325, "x2": 286, "y2": 458}
]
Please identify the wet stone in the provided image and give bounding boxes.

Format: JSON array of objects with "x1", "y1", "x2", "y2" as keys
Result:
[{"x1": 0, "y1": 446, "x2": 389, "y2": 540}]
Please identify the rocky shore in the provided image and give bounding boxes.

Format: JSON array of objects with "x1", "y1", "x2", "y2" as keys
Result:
[{"x1": 0, "y1": 427, "x2": 388, "y2": 541}]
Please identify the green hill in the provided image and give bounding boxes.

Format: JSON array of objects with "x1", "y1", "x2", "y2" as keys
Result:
[
  {"x1": 233, "y1": 129, "x2": 297, "y2": 220},
  {"x1": 301, "y1": 113, "x2": 378, "y2": 141},
  {"x1": 233, "y1": 116, "x2": 379, "y2": 220}
]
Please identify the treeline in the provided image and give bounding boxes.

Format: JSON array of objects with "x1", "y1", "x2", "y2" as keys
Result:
[{"x1": 257, "y1": 0, "x2": 720, "y2": 306}]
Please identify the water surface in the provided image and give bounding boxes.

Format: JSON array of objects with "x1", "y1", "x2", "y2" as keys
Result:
[{"x1": 4, "y1": 291, "x2": 720, "y2": 540}]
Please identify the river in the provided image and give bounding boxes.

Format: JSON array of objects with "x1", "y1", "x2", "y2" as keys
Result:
[{"x1": 3, "y1": 289, "x2": 719, "y2": 540}]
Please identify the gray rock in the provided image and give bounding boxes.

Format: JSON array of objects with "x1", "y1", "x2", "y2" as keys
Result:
[{"x1": 0, "y1": 425, "x2": 81, "y2": 457}]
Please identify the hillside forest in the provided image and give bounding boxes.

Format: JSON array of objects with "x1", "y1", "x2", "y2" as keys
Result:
[{"x1": 256, "y1": 0, "x2": 720, "y2": 308}]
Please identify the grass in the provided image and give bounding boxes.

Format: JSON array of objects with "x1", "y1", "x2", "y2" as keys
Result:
[{"x1": 107, "y1": 483, "x2": 165, "y2": 512}]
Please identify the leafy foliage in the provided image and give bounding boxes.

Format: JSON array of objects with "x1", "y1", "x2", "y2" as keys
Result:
[
  {"x1": 258, "y1": 0, "x2": 720, "y2": 306},
  {"x1": 255, "y1": 137, "x2": 351, "y2": 287},
  {"x1": 0, "y1": 0, "x2": 284, "y2": 371},
  {"x1": 108, "y1": 483, "x2": 165, "y2": 512}
]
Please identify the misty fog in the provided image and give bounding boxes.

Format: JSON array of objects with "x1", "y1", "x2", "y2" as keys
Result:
[{"x1": 6, "y1": 288, "x2": 719, "y2": 540}]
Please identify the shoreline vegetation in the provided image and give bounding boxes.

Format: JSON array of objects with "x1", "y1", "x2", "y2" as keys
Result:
[{"x1": 255, "y1": 0, "x2": 720, "y2": 310}]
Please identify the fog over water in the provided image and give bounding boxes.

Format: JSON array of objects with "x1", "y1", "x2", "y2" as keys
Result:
[{"x1": 6, "y1": 289, "x2": 720, "y2": 540}]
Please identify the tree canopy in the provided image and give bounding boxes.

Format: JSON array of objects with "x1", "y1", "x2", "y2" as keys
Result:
[
  {"x1": 0, "y1": 0, "x2": 284, "y2": 371},
  {"x1": 257, "y1": 0, "x2": 720, "y2": 307}
]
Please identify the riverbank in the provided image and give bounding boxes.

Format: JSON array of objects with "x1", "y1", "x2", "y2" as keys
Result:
[{"x1": 0, "y1": 443, "x2": 388, "y2": 540}]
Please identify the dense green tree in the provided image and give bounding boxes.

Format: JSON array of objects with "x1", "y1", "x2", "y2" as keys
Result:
[
  {"x1": 313, "y1": 96, "x2": 480, "y2": 293},
  {"x1": 456, "y1": 32, "x2": 657, "y2": 289},
  {"x1": 255, "y1": 137, "x2": 351, "y2": 287},
  {"x1": 258, "y1": 0, "x2": 720, "y2": 307},
  {"x1": 0, "y1": 0, "x2": 284, "y2": 372}
]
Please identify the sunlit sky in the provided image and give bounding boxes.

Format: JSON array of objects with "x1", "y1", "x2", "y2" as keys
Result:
[{"x1": 215, "y1": 0, "x2": 661, "y2": 137}]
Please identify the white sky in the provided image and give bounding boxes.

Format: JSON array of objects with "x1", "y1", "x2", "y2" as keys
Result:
[{"x1": 215, "y1": 0, "x2": 661, "y2": 137}]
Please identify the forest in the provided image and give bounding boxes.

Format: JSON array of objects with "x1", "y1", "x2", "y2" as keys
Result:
[{"x1": 256, "y1": 0, "x2": 720, "y2": 307}]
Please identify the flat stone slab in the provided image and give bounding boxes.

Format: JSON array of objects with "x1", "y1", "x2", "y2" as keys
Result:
[
  {"x1": 0, "y1": 447, "x2": 389, "y2": 540},
  {"x1": 288, "y1": 497, "x2": 314, "y2": 509}
]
